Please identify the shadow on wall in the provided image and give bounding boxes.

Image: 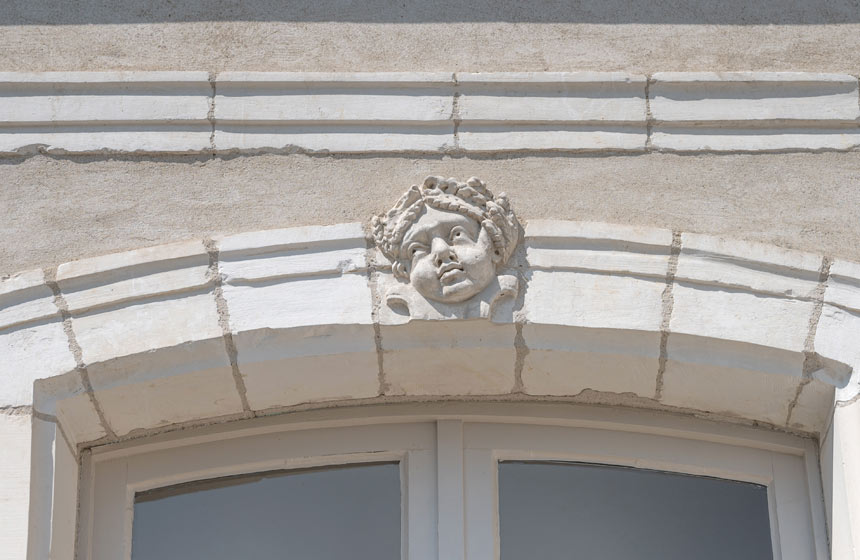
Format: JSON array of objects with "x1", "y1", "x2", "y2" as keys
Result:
[{"x1": 6, "y1": 0, "x2": 860, "y2": 25}]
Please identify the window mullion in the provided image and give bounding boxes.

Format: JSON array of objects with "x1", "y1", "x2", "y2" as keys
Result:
[{"x1": 436, "y1": 420, "x2": 465, "y2": 560}]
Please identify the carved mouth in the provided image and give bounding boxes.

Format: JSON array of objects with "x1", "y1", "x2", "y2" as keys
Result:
[{"x1": 438, "y1": 263, "x2": 464, "y2": 284}]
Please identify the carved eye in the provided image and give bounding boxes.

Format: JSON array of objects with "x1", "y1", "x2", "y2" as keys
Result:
[
  {"x1": 450, "y1": 227, "x2": 467, "y2": 243},
  {"x1": 409, "y1": 244, "x2": 427, "y2": 257}
]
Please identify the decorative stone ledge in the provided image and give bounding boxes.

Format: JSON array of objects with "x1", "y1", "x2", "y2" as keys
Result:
[
  {"x1": 1, "y1": 72, "x2": 858, "y2": 155},
  {"x1": 650, "y1": 72, "x2": 860, "y2": 152},
  {"x1": 3, "y1": 221, "x2": 859, "y2": 447}
]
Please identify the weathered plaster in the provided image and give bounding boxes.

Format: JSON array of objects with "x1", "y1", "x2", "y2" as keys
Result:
[
  {"x1": 2, "y1": 2, "x2": 860, "y2": 74},
  {"x1": 3, "y1": 152, "x2": 860, "y2": 276}
]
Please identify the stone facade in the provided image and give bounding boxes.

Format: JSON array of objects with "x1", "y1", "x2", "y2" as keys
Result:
[{"x1": 2, "y1": 3, "x2": 860, "y2": 559}]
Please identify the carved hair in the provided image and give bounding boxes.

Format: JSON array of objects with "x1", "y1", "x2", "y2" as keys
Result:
[{"x1": 372, "y1": 176, "x2": 520, "y2": 279}]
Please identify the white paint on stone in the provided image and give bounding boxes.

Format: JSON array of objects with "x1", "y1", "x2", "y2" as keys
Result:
[
  {"x1": 0, "y1": 413, "x2": 31, "y2": 560},
  {"x1": 525, "y1": 220, "x2": 672, "y2": 278},
  {"x1": 0, "y1": 72, "x2": 212, "y2": 154},
  {"x1": 0, "y1": 270, "x2": 75, "y2": 408},
  {"x1": 382, "y1": 321, "x2": 516, "y2": 396},
  {"x1": 34, "y1": 372, "x2": 106, "y2": 444},
  {"x1": 650, "y1": 72, "x2": 860, "y2": 151},
  {"x1": 675, "y1": 233, "x2": 823, "y2": 298},
  {"x1": 1, "y1": 72, "x2": 858, "y2": 154},
  {"x1": 525, "y1": 271, "x2": 666, "y2": 332},
  {"x1": 0, "y1": 221, "x2": 856, "y2": 443},
  {"x1": 216, "y1": 224, "x2": 376, "y2": 412},
  {"x1": 522, "y1": 325, "x2": 659, "y2": 397},
  {"x1": 670, "y1": 282, "x2": 814, "y2": 352}
]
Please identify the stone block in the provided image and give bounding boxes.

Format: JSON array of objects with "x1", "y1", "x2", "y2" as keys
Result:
[
  {"x1": 789, "y1": 380, "x2": 835, "y2": 433},
  {"x1": 457, "y1": 125, "x2": 646, "y2": 152},
  {"x1": 221, "y1": 264, "x2": 372, "y2": 334},
  {"x1": 814, "y1": 260, "x2": 860, "y2": 399},
  {"x1": 381, "y1": 321, "x2": 516, "y2": 396},
  {"x1": 0, "y1": 412, "x2": 30, "y2": 560},
  {"x1": 216, "y1": 72, "x2": 454, "y2": 122},
  {"x1": 824, "y1": 259, "x2": 860, "y2": 312},
  {"x1": 217, "y1": 223, "x2": 368, "y2": 283},
  {"x1": 71, "y1": 293, "x2": 223, "y2": 366},
  {"x1": 0, "y1": 269, "x2": 58, "y2": 329},
  {"x1": 0, "y1": 269, "x2": 77, "y2": 407},
  {"x1": 217, "y1": 224, "x2": 376, "y2": 410},
  {"x1": 57, "y1": 240, "x2": 211, "y2": 314},
  {"x1": 522, "y1": 325, "x2": 659, "y2": 397},
  {"x1": 458, "y1": 72, "x2": 646, "y2": 122},
  {"x1": 651, "y1": 72, "x2": 860, "y2": 122},
  {"x1": 525, "y1": 220, "x2": 672, "y2": 278},
  {"x1": 676, "y1": 233, "x2": 822, "y2": 298},
  {"x1": 670, "y1": 283, "x2": 813, "y2": 353},
  {"x1": 217, "y1": 224, "x2": 372, "y2": 332},
  {"x1": 55, "y1": 241, "x2": 243, "y2": 435},
  {"x1": 660, "y1": 340, "x2": 803, "y2": 426},
  {"x1": 525, "y1": 270, "x2": 666, "y2": 332},
  {"x1": 215, "y1": 72, "x2": 455, "y2": 152},
  {"x1": 0, "y1": 72, "x2": 212, "y2": 154},
  {"x1": 214, "y1": 123, "x2": 455, "y2": 152},
  {"x1": 457, "y1": 72, "x2": 646, "y2": 151},
  {"x1": 651, "y1": 72, "x2": 860, "y2": 151},
  {"x1": 235, "y1": 325, "x2": 379, "y2": 411},
  {"x1": 814, "y1": 304, "x2": 860, "y2": 397},
  {"x1": 1, "y1": 323, "x2": 77, "y2": 407},
  {"x1": 86, "y1": 338, "x2": 242, "y2": 437},
  {"x1": 649, "y1": 127, "x2": 860, "y2": 152},
  {"x1": 33, "y1": 372, "x2": 106, "y2": 444}
]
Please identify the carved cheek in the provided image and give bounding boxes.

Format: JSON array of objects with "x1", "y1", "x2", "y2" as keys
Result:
[{"x1": 409, "y1": 256, "x2": 442, "y2": 296}]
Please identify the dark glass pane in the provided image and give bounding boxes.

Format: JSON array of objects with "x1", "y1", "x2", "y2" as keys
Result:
[
  {"x1": 499, "y1": 461, "x2": 772, "y2": 560},
  {"x1": 132, "y1": 462, "x2": 401, "y2": 560}
]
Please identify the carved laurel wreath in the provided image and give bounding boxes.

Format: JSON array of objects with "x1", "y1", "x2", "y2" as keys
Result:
[{"x1": 372, "y1": 176, "x2": 520, "y2": 280}]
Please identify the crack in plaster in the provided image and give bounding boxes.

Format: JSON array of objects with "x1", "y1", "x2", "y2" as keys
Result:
[
  {"x1": 204, "y1": 239, "x2": 254, "y2": 417},
  {"x1": 78, "y1": 391, "x2": 823, "y2": 452},
  {"x1": 45, "y1": 268, "x2": 118, "y2": 441},
  {"x1": 644, "y1": 75, "x2": 654, "y2": 150},
  {"x1": 837, "y1": 391, "x2": 860, "y2": 407},
  {"x1": 654, "y1": 231, "x2": 682, "y2": 400},
  {"x1": 207, "y1": 72, "x2": 217, "y2": 152},
  {"x1": 0, "y1": 405, "x2": 33, "y2": 416},
  {"x1": 785, "y1": 256, "x2": 832, "y2": 426},
  {"x1": 512, "y1": 322, "x2": 528, "y2": 393},
  {"x1": 451, "y1": 72, "x2": 462, "y2": 152},
  {"x1": 30, "y1": 384, "x2": 83, "y2": 457},
  {"x1": 4, "y1": 144, "x2": 860, "y2": 162},
  {"x1": 363, "y1": 236, "x2": 389, "y2": 396}
]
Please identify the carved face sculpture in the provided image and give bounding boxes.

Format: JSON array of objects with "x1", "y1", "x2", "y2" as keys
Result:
[
  {"x1": 372, "y1": 176, "x2": 520, "y2": 307},
  {"x1": 401, "y1": 206, "x2": 501, "y2": 303}
]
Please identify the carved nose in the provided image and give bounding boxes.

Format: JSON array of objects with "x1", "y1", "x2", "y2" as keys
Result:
[{"x1": 432, "y1": 237, "x2": 456, "y2": 267}]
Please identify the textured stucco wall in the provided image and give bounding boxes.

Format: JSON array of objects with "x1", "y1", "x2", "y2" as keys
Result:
[
  {"x1": 3, "y1": 151, "x2": 860, "y2": 275},
  {"x1": 2, "y1": 1, "x2": 860, "y2": 73}
]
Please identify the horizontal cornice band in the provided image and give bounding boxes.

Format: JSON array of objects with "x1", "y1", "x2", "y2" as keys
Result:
[{"x1": 1, "y1": 71, "x2": 858, "y2": 155}]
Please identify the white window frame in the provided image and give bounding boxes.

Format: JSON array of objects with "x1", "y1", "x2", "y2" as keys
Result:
[{"x1": 74, "y1": 403, "x2": 828, "y2": 560}]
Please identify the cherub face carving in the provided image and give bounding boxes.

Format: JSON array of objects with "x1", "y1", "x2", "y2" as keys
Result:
[
  {"x1": 372, "y1": 176, "x2": 520, "y2": 305},
  {"x1": 402, "y1": 206, "x2": 501, "y2": 303}
]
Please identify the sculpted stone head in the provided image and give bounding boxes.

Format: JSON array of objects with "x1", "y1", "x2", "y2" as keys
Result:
[{"x1": 372, "y1": 176, "x2": 520, "y2": 304}]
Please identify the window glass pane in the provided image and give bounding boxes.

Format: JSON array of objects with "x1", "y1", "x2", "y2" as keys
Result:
[
  {"x1": 499, "y1": 461, "x2": 772, "y2": 560},
  {"x1": 132, "y1": 462, "x2": 401, "y2": 560}
]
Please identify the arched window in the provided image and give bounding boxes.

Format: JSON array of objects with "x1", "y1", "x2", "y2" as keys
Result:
[{"x1": 79, "y1": 404, "x2": 825, "y2": 559}]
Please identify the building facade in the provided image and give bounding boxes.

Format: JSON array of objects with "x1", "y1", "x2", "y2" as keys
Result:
[{"x1": 2, "y1": 2, "x2": 860, "y2": 558}]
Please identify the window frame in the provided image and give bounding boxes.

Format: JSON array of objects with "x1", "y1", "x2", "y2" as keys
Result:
[{"x1": 73, "y1": 403, "x2": 829, "y2": 560}]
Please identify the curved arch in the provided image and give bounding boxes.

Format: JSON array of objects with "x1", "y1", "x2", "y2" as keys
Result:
[{"x1": 3, "y1": 221, "x2": 857, "y2": 447}]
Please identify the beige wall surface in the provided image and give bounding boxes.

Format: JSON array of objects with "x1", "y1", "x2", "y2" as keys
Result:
[
  {"x1": 2, "y1": 151, "x2": 859, "y2": 275},
  {"x1": 1, "y1": 1, "x2": 860, "y2": 73}
]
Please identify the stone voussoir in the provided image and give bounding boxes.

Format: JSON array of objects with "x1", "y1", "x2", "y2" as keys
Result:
[{"x1": 0, "y1": 221, "x2": 855, "y2": 443}]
